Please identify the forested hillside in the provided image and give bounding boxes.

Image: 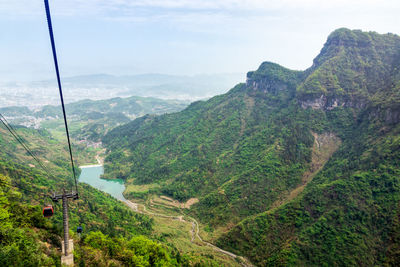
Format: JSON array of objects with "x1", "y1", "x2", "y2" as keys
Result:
[
  {"x1": 103, "y1": 28, "x2": 400, "y2": 265},
  {"x1": 1, "y1": 96, "x2": 188, "y2": 143},
  {"x1": 0, "y1": 122, "x2": 225, "y2": 265}
]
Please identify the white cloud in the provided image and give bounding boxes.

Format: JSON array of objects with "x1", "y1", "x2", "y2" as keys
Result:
[
  {"x1": 80, "y1": 0, "x2": 400, "y2": 11},
  {"x1": 0, "y1": 0, "x2": 399, "y2": 17}
]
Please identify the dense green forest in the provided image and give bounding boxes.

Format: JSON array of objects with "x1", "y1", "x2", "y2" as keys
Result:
[
  {"x1": 0, "y1": 122, "x2": 225, "y2": 265},
  {"x1": 102, "y1": 28, "x2": 400, "y2": 265}
]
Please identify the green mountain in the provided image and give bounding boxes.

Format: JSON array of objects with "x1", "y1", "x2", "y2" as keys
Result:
[{"x1": 102, "y1": 28, "x2": 400, "y2": 265}]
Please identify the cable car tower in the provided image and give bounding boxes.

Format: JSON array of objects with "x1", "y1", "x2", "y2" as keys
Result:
[{"x1": 51, "y1": 190, "x2": 78, "y2": 264}]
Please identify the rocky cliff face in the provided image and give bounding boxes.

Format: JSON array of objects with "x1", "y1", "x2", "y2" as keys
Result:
[
  {"x1": 244, "y1": 29, "x2": 400, "y2": 118},
  {"x1": 298, "y1": 29, "x2": 400, "y2": 112},
  {"x1": 246, "y1": 76, "x2": 289, "y2": 95},
  {"x1": 299, "y1": 94, "x2": 369, "y2": 110},
  {"x1": 244, "y1": 62, "x2": 303, "y2": 105}
]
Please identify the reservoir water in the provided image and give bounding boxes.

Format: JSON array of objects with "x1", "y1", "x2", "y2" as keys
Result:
[{"x1": 79, "y1": 165, "x2": 126, "y2": 201}]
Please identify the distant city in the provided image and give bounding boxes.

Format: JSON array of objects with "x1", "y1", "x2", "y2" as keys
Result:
[{"x1": 0, "y1": 73, "x2": 244, "y2": 109}]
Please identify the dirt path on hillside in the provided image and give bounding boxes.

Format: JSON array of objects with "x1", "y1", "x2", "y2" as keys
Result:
[
  {"x1": 95, "y1": 149, "x2": 106, "y2": 165},
  {"x1": 123, "y1": 199, "x2": 253, "y2": 267},
  {"x1": 269, "y1": 132, "x2": 341, "y2": 210},
  {"x1": 187, "y1": 215, "x2": 240, "y2": 259}
]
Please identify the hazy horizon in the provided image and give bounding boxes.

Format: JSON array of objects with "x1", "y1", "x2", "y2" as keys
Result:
[
  {"x1": 1, "y1": 0, "x2": 399, "y2": 82},
  {"x1": 1, "y1": 71, "x2": 245, "y2": 84},
  {"x1": 0, "y1": 72, "x2": 244, "y2": 108}
]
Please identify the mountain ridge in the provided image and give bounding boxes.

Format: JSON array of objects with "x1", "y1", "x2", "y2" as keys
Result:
[{"x1": 298, "y1": 28, "x2": 400, "y2": 112}]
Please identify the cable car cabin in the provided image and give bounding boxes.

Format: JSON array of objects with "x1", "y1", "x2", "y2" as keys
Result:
[
  {"x1": 77, "y1": 226, "x2": 83, "y2": 233},
  {"x1": 43, "y1": 205, "x2": 54, "y2": 218}
]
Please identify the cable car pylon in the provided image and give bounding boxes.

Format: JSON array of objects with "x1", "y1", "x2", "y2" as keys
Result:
[{"x1": 51, "y1": 189, "x2": 78, "y2": 262}]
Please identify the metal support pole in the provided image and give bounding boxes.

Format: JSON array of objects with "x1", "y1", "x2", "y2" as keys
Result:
[
  {"x1": 51, "y1": 190, "x2": 77, "y2": 265},
  {"x1": 62, "y1": 191, "x2": 69, "y2": 256}
]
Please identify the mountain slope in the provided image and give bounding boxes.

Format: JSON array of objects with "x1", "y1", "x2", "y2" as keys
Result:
[
  {"x1": 103, "y1": 66, "x2": 315, "y2": 224},
  {"x1": 217, "y1": 109, "x2": 400, "y2": 266},
  {"x1": 102, "y1": 28, "x2": 400, "y2": 265},
  {"x1": 0, "y1": 123, "x2": 226, "y2": 266}
]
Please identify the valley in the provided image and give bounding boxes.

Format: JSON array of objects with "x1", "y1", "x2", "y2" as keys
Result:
[
  {"x1": 1, "y1": 28, "x2": 400, "y2": 266},
  {"x1": 75, "y1": 127, "x2": 341, "y2": 266},
  {"x1": 78, "y1": 162, "x2": 251, "y2": 266}
]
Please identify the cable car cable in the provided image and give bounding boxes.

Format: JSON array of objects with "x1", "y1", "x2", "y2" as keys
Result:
[
  {"x1": 0, "y1": 114, "x2": 52, "y2": 174},
  {"x1": 0, "y1": 114, "x2": 55, "y2": 179},
  {"x1": 44, "y1": 0, "x2": 79, "y2": 196}
]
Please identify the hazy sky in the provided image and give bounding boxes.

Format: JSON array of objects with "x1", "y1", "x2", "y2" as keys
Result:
[{"x1": 0, "y1": 0, "x2": 399, "y2": 82}]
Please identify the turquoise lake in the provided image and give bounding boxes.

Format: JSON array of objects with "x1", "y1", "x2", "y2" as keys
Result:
[{"x1": 79, "y1": 165, "x2": 126, "y2": 201}]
